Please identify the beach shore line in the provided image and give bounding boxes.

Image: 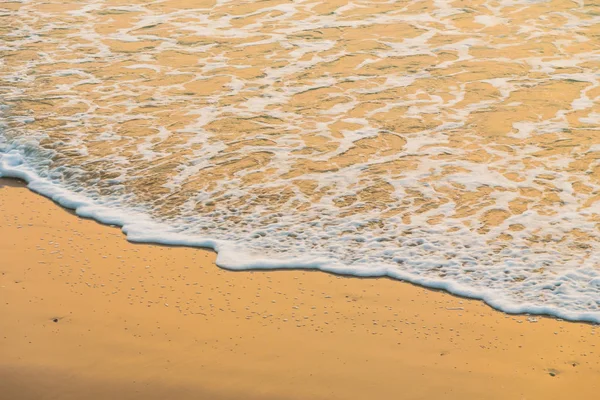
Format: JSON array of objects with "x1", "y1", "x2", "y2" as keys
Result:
[{"x1": 1, "y1": 178, "x2": 598, "y2": 400}]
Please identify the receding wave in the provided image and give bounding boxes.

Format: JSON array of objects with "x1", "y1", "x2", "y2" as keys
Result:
[{"x1": 1, "y1": 0, "x2": 599, "y2": 322}]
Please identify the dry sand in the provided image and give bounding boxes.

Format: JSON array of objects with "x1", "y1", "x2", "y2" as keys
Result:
[{"x1": 0, "y1": 177, "x2": 598, "y2": 400}]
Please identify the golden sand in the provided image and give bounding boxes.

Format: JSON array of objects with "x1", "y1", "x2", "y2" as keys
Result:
[{"x1": 0, "y1": 178, "x2": 598, "y2": 400}]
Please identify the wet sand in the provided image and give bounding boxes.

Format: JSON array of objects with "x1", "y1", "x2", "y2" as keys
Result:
[{"x1": 0, "y1": 177, "x2": 598, "y2": 400}]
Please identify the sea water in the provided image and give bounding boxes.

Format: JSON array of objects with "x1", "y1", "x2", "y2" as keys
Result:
[{"x1": 1, "y1": 0, "x2": 599, "y2": 322}]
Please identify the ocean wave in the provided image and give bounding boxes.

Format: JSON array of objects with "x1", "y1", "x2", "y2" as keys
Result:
[{"x1": 1, "y1": 0, "x2": 599, "y2": 323}]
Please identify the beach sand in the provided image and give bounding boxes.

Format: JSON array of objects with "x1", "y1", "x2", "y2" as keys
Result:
[{"x1": 0, "y1": 177, "x2": 598, "y2": 400}]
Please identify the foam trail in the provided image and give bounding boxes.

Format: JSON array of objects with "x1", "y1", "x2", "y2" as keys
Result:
[
  {"x1": 1, "y1": 0, "x2": 599, "y2": 324},
  {"x1": 1, "y1": 151, "x2": 599, "y2": 324}
]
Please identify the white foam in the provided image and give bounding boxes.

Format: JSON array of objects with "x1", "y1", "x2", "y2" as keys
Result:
[
  {"x1": 2, "y1": 0, "x2": 599, "y2": 324},
  {"x1": 474, "y1": 15, "x2": 508, "y2": 27},
  {"x1": 1, "y1": 149, "x2": 599, "y2": 323}
]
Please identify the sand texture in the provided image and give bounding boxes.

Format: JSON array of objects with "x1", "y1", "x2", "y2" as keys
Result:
[{"x1": 0, "y1": 178, "x2": 598, "y2": 399}]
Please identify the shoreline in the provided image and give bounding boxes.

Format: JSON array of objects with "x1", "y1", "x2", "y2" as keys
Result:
[
  {"x1": 1, "y1": 177, "x2": 598, "y2": 399},
  {"x1": 0, "y1": 170, "x2": 596, "y2": 324}
]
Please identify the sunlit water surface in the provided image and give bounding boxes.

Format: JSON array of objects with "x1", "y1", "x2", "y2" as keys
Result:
[{"x1": 1, "y1": 0, "x2": 600, "y2": 321}]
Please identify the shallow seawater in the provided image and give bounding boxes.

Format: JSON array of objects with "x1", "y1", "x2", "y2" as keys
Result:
[{"x1": 1, "y1": 0, "x2": 599, "y2": 321}]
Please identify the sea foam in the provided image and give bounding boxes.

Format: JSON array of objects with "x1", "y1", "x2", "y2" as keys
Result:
[
  {"x1": 2, "y1": 148, "x2": 599, "y2": 323},
  {"x1": 1, "y1": 0, "x2": 599, "y2": 323}
]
